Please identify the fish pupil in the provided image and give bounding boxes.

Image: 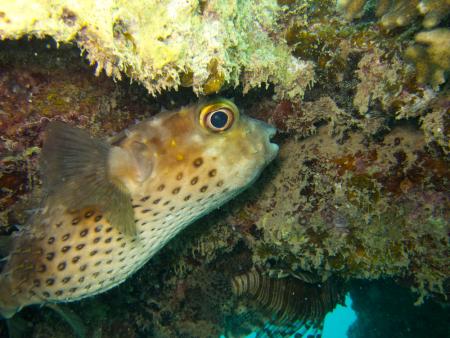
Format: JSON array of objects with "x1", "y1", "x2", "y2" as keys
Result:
[{"x1": 210, "y1": 110, "x2": 228, "y2": 128}]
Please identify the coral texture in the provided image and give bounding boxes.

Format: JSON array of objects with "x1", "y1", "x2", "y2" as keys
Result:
[
  {"x1": 336, "y1": 0, "x2": 450, "y2": 88},
  {"x1": 405, "y1": 28, "x2": 450, "y2": 89},
  {"x1": 0, "y1": 0, "x2": 314, "y2": 99}
]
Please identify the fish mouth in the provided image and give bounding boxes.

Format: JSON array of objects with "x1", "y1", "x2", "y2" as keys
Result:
[{"x1": 264, "y1": 125, "x2": 279, "y2": 161}]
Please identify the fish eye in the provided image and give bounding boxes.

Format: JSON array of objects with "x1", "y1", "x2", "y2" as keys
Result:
[
  {"x1": 205, "y1": 108, "x2": 234, "y2": 131},
  {"x1": 199, "y1": 100, "x2": 238, "y2": 133}
]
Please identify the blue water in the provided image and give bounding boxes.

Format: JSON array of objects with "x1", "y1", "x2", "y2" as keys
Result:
[{"x1": 322, "y1": 293, "x2": 356, "y2": 338}]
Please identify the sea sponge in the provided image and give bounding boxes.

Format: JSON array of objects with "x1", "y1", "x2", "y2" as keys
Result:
[{"x1": 0, "y1": 0, "x2": 314, "y2": 99}]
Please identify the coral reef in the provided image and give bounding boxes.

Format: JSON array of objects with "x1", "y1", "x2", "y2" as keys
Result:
[
  {"x1": 0, "y1": 0, "x2": 314, "y2": 99},
  {"x1": 336, "y1": 0, "x2": 450, "y2": 88},
  {"x1": 0, "y1": 1, "x2": 449, "y2": 337}
]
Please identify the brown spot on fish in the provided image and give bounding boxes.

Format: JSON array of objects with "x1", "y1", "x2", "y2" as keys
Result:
[
  {"x1": 84, "y1": 210, "x2": 94, "y2": 218},
  {"x1": 80, "y1": 264, "x2": 87, "y2": 272},
  {"x1": 140, "y1": 196, "x2": 150, "y2": 202},
  {"x1": 200, "y1": 185, "x2": 208, "y2": 193},
  {"x1": 105, "y1": 227, "x2": 113, "y2": 233},
  {"x1": 193, "y1": 157, "x2": 203, "y2": 167},
  {"x1": 62, "y1": 234, "x2": 70, "y2": 241},
  {"x1": 48, "y1": 237, "x2": 55, "y2": 245},
  {"x1": 191, "y1": 177, "x2": 199, "y2": 185},
  {"x1": 57, "y1": 262, "x2": 66, "y2": 271},
  {"x1": 172, "y1": 187, "x2": 181, "y2": 194},
  {"x1": 94, "y1": 215, "x2": 103, "y2": 222},
  {"x1": 209, "y1": 169, "x2": 217, "y2": 177},
  {"x1": 184, "y1": 195, "x2": 191, "y2": 201},
  {"x1": 72, "y1": 256, "x2": 80, "y2": 263},
  {"x1": 217, "y1": 180, "x2": 224, "y2": 187},
  {"x1": 46, "y1": 278, "x2": 55, "y2": 286},
  {"x1": 78, "y1": 277, "x2": 85, "y2": 283},
  {"x1": 157, "y1": 184, "x2": 165, "y2": 191},
  {"x1": 33, "y1": 279, "x2": 41, "y2": 287},
  {"x1": 55, "y1": 290, "x2": 63, "y2": 296},
  {"x1": 76, "y1": 244, "x2": 85, "y2": 251},
  {"x1": 153, "y1": 198, "x2": 161, "y2": 204},
  {"x1": 61, "y1": 246, "x2": 71, "y2": 253},
  {"x1": 176, "y1": 172, "x2": 183, "y2": 180},
  {"x1": 80, "y1": 229, "x2": 88, "y2": 237},
  {"x1": 71, "y1": 218, "x2": 80, "y2": 225},
  {"x1": 90, "y1": 250, "x2": 98, "y2": 256},
  {"x1": 105, "y1": 237, "x2": 112, "y2": 244},
  {"x1": 62, "y1": 277, "x2": 71, "y2": 284},
  {"x1": 95, "y1": 225, "x2": 103, "y2": 232},
  {"x1": 93, "y1": 237, "x2": 101, "y2": 244}
]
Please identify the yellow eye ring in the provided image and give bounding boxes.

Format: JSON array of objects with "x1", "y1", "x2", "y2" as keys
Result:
[{"x1": 199, "y1": 99, "x2": 239, "y2": 133}]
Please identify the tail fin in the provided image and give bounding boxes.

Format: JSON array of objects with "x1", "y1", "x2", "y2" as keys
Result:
[
  {"x1": 45, "y1": 304, "x2": 86, "y2": 338},
  {"x1": 0, "y1": 279, "x2": 20, "y2": 319}
]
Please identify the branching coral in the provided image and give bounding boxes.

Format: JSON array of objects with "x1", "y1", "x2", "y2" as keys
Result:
[
  {"x1": 0, "y1": 0, "x2": 314, "y2": 99},
  {"x1": 337, "y1": 0, "x2": 450, "y2": 87},
  {"x1": 337, "y1": 0, "x2": 450, "y2": 29},
  {"x1": 405, "y1": 28, "x2": 450, "y2": 89}
]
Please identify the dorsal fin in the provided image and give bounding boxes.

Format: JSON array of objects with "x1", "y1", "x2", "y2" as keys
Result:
[{"x1": 40, "y1": 121, "x2": 137, "y2": 236}]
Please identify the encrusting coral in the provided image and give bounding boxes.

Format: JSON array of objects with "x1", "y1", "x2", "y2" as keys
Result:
[{"x1": 0, "y1": 0, "x2": 314, "y2": 99}]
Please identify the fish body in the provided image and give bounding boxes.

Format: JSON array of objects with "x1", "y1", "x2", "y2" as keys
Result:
[{"x1": 0, "y1": 98, "x2": 278, "y2": 318}]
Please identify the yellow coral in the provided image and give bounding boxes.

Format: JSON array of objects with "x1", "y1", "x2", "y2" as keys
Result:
[
  {"x1": 418, "y1": 0, "x2": 450, "y2": 28},
  {"x1": 0, "y1": 0, "x2": 313, "y2": 99},
  {"x1": 405, "y1": 28, "x2": 450, "y2": 88}
]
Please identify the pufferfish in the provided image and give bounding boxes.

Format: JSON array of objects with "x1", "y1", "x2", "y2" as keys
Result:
[{"x1": 0, "y1": 98, "x2": 278, "y2": 318}]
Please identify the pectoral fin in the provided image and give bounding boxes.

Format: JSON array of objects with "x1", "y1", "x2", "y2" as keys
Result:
[{"x1": 41, "y1": 121, "x2": 137, "y2": 236}]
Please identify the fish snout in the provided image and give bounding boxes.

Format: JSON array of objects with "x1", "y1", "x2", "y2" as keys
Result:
[{"x1": 248, "y1": 118, "x2": 279, "y2": 164}]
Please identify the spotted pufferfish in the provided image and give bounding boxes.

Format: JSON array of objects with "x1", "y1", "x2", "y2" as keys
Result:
[{"x1": 0, "y1": 98, "x2": 278, "y2": 318}]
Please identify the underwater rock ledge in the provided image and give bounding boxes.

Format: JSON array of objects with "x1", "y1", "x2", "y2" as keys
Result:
[{"x1": 0, "y1": 0, "x2": 314, "y2": 99}]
